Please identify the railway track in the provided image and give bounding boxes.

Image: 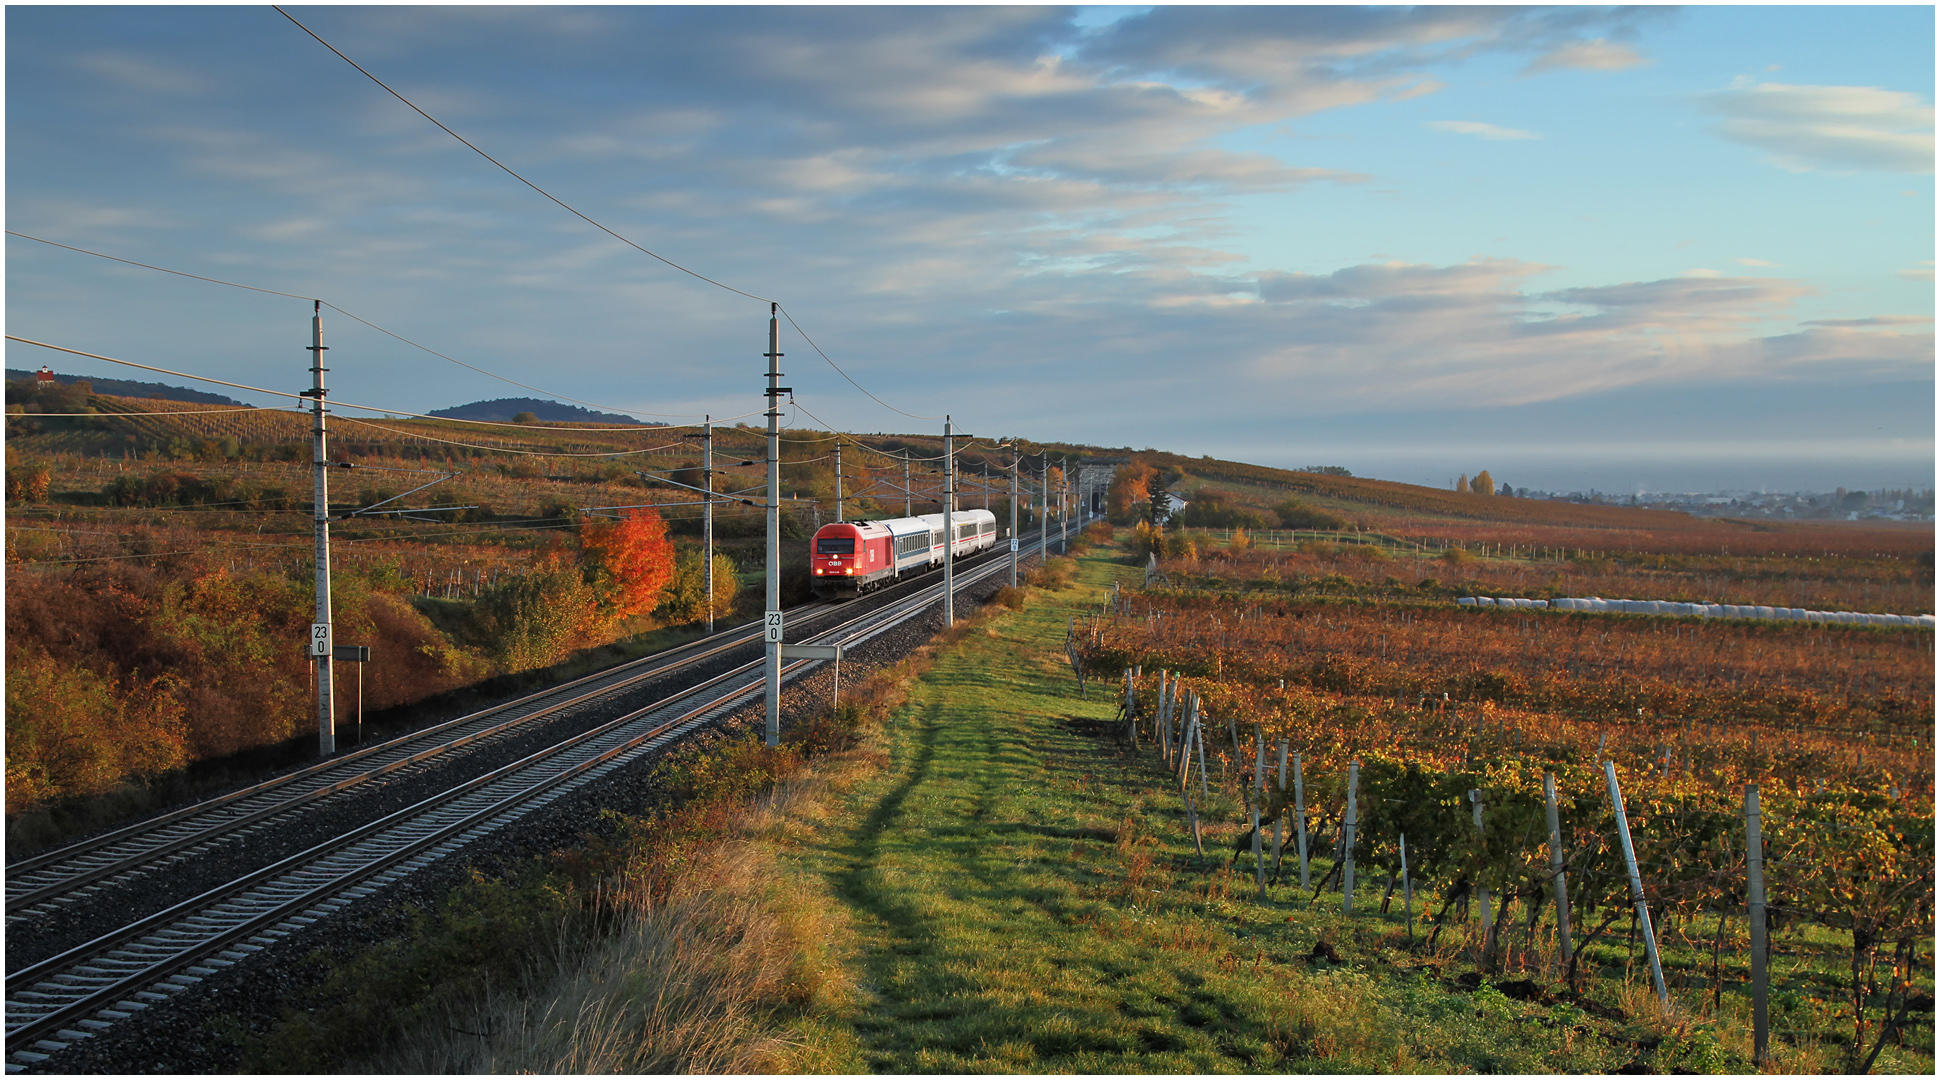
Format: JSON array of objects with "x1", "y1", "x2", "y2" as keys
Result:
[{"x1": 3, "y1": 526, "x2": 1077, "y2": 1067}]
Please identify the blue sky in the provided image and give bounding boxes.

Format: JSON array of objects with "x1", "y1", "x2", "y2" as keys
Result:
[{"x1": 6, "y1": 5, "x2": 1932, "y2": 494}]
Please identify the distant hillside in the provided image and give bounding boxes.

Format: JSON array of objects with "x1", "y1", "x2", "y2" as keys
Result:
[
  {"x1": 6, "y1": 369, "x2": 246, "y2": 407},
  {"x1": 427, "y1": 397, "x2": 658, "y2": 426}
]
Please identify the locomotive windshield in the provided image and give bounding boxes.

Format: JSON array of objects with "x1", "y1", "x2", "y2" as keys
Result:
[{"x1": 816, "y1": 538, "x2": 855, "y2": 554}]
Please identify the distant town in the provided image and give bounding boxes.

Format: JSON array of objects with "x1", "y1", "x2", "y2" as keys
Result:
[{"x1": 1515, "y1": 486, "x2": 1935, "y2": 522}]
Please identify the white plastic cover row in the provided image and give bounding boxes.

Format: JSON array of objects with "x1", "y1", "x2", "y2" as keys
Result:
[{"x1": 1456, "y1": 595, "x2": 1935, "y2": 629}]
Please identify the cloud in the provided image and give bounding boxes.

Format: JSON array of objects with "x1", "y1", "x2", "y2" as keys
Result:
[
  {"x1": 1736, "y1": 258, "x2": 1780, "y2": 268},
  {"x1": 1242, "y1": 261, "x2": 1911, "y2": 410},
  {"x1": 1523, "y1": 38, "x2": 1648, "y2": 74},
  {"x1": 1428, "y1": 120, "x2": 1541, "y2": 141},
  {"x1": 70, "y1": 51, "x2": 212, "y2": 95},
  {"x1": 1897, "y1": 263, "x2": 1936, "y2": 282},
  {"x1": 1699, "y1": 81, "x2": 1935, "y2": 173}
]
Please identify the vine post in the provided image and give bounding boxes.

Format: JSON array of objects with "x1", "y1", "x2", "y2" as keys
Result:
[
  {"x1": 1604, "y1": 760, "x2": 1671, "y2": 1010},
  {"x1": 1342, "y1": 762, "x2": 1361, "y2": 914},
  {"x1": 1544, "y1": 771, "x2": 1573, "y2": 968},
  {"x1": 1400, "y1": 833, "x2": 1413, "y2": 940},
  {"x1": 1470, "y1": 790, "x2": 1492, "y2": 949},
  {"x1": 1273, "y1": 738, "x2": 1289, "y2": 879},
  {"x1": 1250, "y1": 724, "x2": 1267, "y2": 895},
  {"x1": 1294, "y1": 751, "x2": 1310, "y2": 889},
  {"x1": 1745, "y1": 783, "x2": 1768, "y2": 1065}
]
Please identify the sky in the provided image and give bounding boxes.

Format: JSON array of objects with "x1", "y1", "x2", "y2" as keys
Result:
[{"x1": 6, "y1": 4, "x2": 1934, "y2": 495}]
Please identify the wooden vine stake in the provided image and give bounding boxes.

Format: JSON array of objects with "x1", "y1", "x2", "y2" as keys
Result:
[
  {"x1": 1745, "y1": 783, "x2": 1769, "y2": 1066},
  {"x1": 1158, "y1": 671, "x2": 1173, "y2": 766},
  {"x1": 1171, "y1": 694, "x2": 1187, "y2": 787},
  {"x1": 1293, "y1": 751, "x2": 1310, "y2": 889},
  {"x1": 1250, "y1": 725, "x2": 1267, "y2": 894},
  {"x1": 1273, "y1": 738, "x2": 1289, "y2": 880},
  {"x1": 1544, "y1": 771, "x2": 1573, "y2": 968},
  {"x1": 1179, "y1": 702, "x2": 1204, "y2": 859},
  {"x1": 1187, "y1": 698, "x2": 1202, "y2": 798},
  {"x1": 1604, "y1": 760, "x2": 1671, "y2": 1011},
  {"x1": 1399, "y1": 833, "x2": 1413, "y2": 940},
  {"x1": 1470, "y1": 790, "x2": 1492, "y2": 949},
  {"x1": 1342, "y1": 761, "x2": 1361, "y2": 914}
]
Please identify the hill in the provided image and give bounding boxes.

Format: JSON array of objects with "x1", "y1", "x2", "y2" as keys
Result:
[
  {"x1": 6, "y1": 368, "x2": 246, "y2": 406},
  {"x1": 427, "y1": 397, "x2": 657, "y2": 426}
]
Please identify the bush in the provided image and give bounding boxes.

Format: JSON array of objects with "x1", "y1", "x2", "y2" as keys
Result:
[
  {"x1": 991, "y1": 586, "x2": 1027, "y2": 610},
  {"x1": 1274, "y1": 497, "x2": 1347, "y2": 531},
  {"x1": 1180, "y1": 490, "x2": 1270, "y2": 530},
  {"x1": 4, "y1": 647, "x2": 189, "y2": 813},
  {"x1": 657, "y1": 550, "x2": 739, "y2": 623},
  {"x1": 105, "y1": 470, "x2": 230, "y2": 508},
  {"x1": 7, "y1": 462, "x2": 51, "y2": 504},
  {"x1": 1027, "y1": 557, "x2": 1076, "y2": 590},
  {"x1": 474, "y1": 555, "x2": 604, "y2": 671}
]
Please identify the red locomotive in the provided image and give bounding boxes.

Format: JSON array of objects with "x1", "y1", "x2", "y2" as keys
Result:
[{"x1": 809, "y1": 509, "x2": 998, "y2": 599}]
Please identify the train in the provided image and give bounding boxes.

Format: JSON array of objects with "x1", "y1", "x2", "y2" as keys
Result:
[{"x1": 809, "y1": 509, "x2": 999, "y2": 600}]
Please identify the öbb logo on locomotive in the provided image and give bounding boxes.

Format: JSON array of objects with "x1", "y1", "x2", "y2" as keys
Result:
[{"x1": 808, "y1": 509, "x2": 998, "y2": 599}]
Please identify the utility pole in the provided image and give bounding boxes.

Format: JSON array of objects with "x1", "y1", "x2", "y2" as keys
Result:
[
  {"x1": 703, "y1": 415, "x2": 714, "y2": 634},
  {"x1": 763, "y1": 306, "x2": 787, "y2": 748},
  {"x1": 304, "y1": 302, "x2": 335, "y2": 757},
  {"x1": 1009, "y1": 445, "x2": 1019, "y2": 588},
  {"x1": 1039, "y1": 453, "x2": 1049, "y2": 558},
  {"x1": 1060, "y1": 455, "x2": 1070, "y2": 551},
  {"x1": 834, "y1": 439, "x2": 844, "y2": 523},
  {"x1": 943, "y1": 415, "x2": 955, "y2": 627},
  {"x1": 982, "y1": 461, "x2": 989, "y2": 511},
  {"x1": 903, "y1": 449, "x2": 911, "y2": 517}
]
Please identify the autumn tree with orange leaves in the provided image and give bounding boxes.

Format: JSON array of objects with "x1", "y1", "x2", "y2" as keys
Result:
[
  {"x1": 1107, "y1": 459, "x2": 1157, "y2": 524},
  {"x1": 579, "y1": 507, "x2": 678, "y2": 620}
]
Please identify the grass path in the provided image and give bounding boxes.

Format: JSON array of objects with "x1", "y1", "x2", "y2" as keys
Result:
[{"x1": 785, "y1": 551, "x2": 1651, "y2": 1074}]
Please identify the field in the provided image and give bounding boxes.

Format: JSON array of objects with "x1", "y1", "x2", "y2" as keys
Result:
[{"x1": 1076, "y1": 518, "x2": 1933, "y2": 1072}]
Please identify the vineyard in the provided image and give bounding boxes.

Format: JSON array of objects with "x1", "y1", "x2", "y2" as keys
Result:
[{"x1": 1065, "y1": 524, "x2": 1933, "y2": 1072}]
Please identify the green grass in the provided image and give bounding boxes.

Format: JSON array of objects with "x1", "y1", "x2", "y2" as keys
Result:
[{"x1": 784, "y1": 549, "x2": 1688, "y2": 1073}]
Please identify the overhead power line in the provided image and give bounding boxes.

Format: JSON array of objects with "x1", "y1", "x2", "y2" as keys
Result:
[
  {"x1": 5, "y1": 335, "x2": 711, "y2": 448},
  {"x1": 6, "y1": 229, "x2": 712, "y2": 422},
  {"x1": 273, "y1": 6, "x2": 767, "y2": 305},
  {"x1": 272, "y1": 6, "x2": 937, "y2": 424}
]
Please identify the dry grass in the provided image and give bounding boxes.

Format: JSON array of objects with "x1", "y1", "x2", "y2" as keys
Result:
[{"x1": 355, "y1": 840, "x2": 853, "y2": 1074}]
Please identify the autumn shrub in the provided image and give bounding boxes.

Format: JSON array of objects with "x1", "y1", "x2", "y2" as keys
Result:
[
  {"x1": 474, "y1": 554, "x2": 604, "y2": 672},
  {"x1": 104, "y1": 469, "x2": 230, "y2": 507},
  {"x1": 6, "y1": 461, "x2": 51, "y2": 503},
  {"x1": 1274, "y1": 497, "x2": 1347, "y2": 531},
  {"x1": 1027, "y1": 556, "x2": 1076, "y2": 590},
  {"x1": 4, "y1": 646, "x2": 190, "y2": 813},
  {"x1": 657, "y1": 550, "x2": 739, "y2": 623}
]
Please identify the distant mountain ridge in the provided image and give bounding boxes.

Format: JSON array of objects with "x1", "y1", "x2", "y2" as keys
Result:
[
  {"x1": 427, "y1": 397, "x2": 657, "y2": 426},
  {"x1": 6, "y1": 368, "x2": 247, "y2": 407}
]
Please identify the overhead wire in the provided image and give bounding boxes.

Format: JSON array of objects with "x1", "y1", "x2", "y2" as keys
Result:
[
  {"x1": 334, "y1": 416, "x2": 692, "y2": 458},
  {"x1": 7, "y1": 229, "x2": 728, "y2": 423},
  {"x1": 6, "y1": 407, "x2": 280, "y2": 417},
  {"x1": 272, "y1": 6, "x2": 940, "y2": 426},
  {"x1": 273, "y1": 5, "x2": 767, "y2": 305},
  {"x1": 7, "y1": 335, "x2": 729, "y2": 440}
]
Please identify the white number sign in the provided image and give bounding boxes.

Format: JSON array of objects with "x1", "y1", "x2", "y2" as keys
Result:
[
  {"x1": 1009, "y1": 537, "x2": 1020, "y2": 552},
  {"x1": 764, "y1": 610, "x2": 785, "y2": 643},
  {"x1": 309, "y1": 622, "x2": 332, "y2": 657}
]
